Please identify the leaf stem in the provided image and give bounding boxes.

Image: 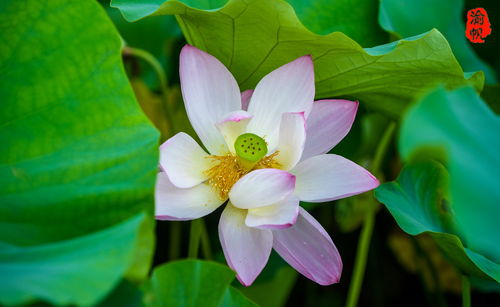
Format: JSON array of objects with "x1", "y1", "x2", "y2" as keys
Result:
[
  {"x1": 371, "y1": 121, "x2": 397, "y2": 173},
  {"x1": 462, "y1": 275, "x2": 471, "y2": 307},
  {"x1": 346, "y1": 209, "x2": 375, "y2": 307},
  {"x1": 169, "y1": 222, "x2": 181, "y2": 260},
  {"x1": 345, "y1": 121, "x2": 396, "y2": 307},
  {"x1": 188, "y1": 219, "x2": 202, "y2": 258},
  {"x1": 199, "y1": 219, "x2": 213, "y2": 260},
  {"x1": 122, "y1": 46, "x2": 174, "y2": 134}
]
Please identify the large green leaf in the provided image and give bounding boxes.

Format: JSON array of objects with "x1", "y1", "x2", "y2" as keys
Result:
[
  {"x1": 237, "y1": 265, "x2": 297, "y2": 307},
  {"x1": 112, "y1": 0, "x2": 483, "y2": 117},
  {"x1": 0, "y1": 215, "x2": 146, "y2": 306},
  {"x1": 285, "y1": 0, "x2": 387, "y2": 46},
  {"x1": 376, "y1": 86, "x2": 500, "y2": 282},
  {"x1": 399, "y1": 86, "x2": 500, "y2": 270},
  {"x1": 379, "y1": 0, "x2": 497, "y2": 83},
  {"x1": 97, "y1": 279, "x2": 144, "y2": 307},
  {"x1": 107, "y1": 0, "x2": 386, "y2": 47},
  {"x1": 375, "y1": 160, "x2": 450, "y2": 236},
  {"x1": 375, "y1": 161, "x2": 495, "y2": 281},
  {"x1": 149, "y1": 260, "x2": 257, "y2": 307},
  {"x1": 0, "y1": 0, "x2": 159, "y2": 305}
]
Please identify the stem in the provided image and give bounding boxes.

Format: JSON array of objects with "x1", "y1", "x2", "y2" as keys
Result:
[
  {"x1": 123, "y1": 47, "x2": 169, "y2": 92},
  {"x1": 346, "y1": 210, "x2": 375, "y2": 307},
  {"x1": 371, "y1": 121, "x2": 397, "y2": 173},
  {"x1": 345, "y1": 121, "x2": 396, "y2": 307},
  {"x1": 168, "y1": 222, "x2": 181, "y2": 260},
  {"x1": 462, "y1": 276, "x2": 471, "y2": 307},
  {"x1": 122, "y1": 46, "x2": 173, "y2": 134},
  {"x1": 188, "y1": 219, "x2": 202, "y2": 258},
  {"x1": 199, "y1": 219, "x2": 213, "y2": 260}
]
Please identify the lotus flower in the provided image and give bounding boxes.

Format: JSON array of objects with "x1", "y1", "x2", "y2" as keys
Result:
[{"x1": 156, "y1": 45, "x2": 379, "y2": 286}]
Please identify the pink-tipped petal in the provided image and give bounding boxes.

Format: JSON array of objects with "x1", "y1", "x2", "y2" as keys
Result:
[
  {"x1": 241, "y1": 90, "x2": 254, "y2": 111},
  {"x1": 275, "y1": 112, "x2": 307, "y2": 170},
  {"x1": 246, "y1": 195, "x2": 300, "y2": 229},
  {"x1": 179, "y1": 45, "x2": 241, "y2": 155},
  {"x1": 246, "y1": 56, "x2": 315, "y2": 150},
  {"x1": 159, "y1": 132, "x2": 211, "y2": 188},
  {"x1": 229, "y1": 169, "x2": 296, "y2": 209},
  {"x1": 219, "y1": 204, "x2": 273, "y2": 286},
  {"x1": 155, "y1": 172, "x2": 224, "y2": 220},
  {"x1": 292, "y1": 154, "x2": 379, "y2": 202},
  {"x1": 216, "y1": 110, "x2": 253, "y2": 154},
  {"x1": 301, "y1": 100, "x2": 358, "y2": 161},
  {"x1": 273, "y1": 208, "x2": 342, "y2": 285}
]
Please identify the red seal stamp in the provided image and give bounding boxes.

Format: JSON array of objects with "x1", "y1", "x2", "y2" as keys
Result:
[{"x1": 466, "y1": 8, "x2": 492, "y2": 43}]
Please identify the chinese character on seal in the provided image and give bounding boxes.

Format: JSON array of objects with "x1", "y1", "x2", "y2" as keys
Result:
[{"x1": 466, "y1": 8, "x2": 492, "y2": 43}]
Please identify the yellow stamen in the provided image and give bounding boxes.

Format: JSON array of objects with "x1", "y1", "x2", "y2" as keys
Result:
[
  {"x1": 204, "y1": 151, "x2": 281, "y2": 200},
  {"x1": 256, "y1": 151, "x2": 281, "y2": 170}
]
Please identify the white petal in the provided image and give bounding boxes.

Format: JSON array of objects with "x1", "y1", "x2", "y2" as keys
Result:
[
  {"x1": 155, "y1": 172, "x2": 223, "y2": 221},
  {"x1": 241, "y1": 90, "x2": 253, "y2": 111},
  {"x1": 179, "y1": 45, "x2": 241, "y2": 155},
  {"x1": 246, "y1": 195, "x2": 300, "y2": 229},
  {"x1": 273, "y1": 208, "x2": 342, "y2": 285},
  {"x1": 159, "y1": 132, "x2": 212, "y2": 188},
  {"x1": 229, "y1": 169, "x2": 296, "y2": 209},
  {"x1": 301, "y1": 100, "x2": 358, "y2": 161},
  {"x1": 275, "y1": 112, "x2": 306, "y2": 170},
  {"x1": 246, "y1": 56, "x2": 315, "y2": 150},
  {"x1": 292, "y1": 154, "x2": 379, "y2": 202},
  {"x1": 219, "y1": 204, "x2": 273, "y2": 286},
  {"x1": 216, "y1": 110, "x2": 253, "y2": 154}
]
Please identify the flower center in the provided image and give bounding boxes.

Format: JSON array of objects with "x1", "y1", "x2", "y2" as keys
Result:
[
  {"x1": 204, "y1": 133, "x2": 280, "y2": 200},
  {"x1": 234, "y1": 133, "x2": 268, "y2": 163}
]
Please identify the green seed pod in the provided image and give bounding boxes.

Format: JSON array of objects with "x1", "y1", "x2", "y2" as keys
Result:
[{"x1": 234, "y1": 133, "x2": 268, "y2": 163}]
